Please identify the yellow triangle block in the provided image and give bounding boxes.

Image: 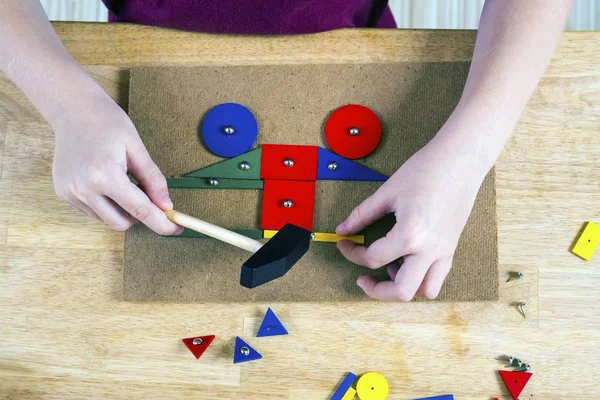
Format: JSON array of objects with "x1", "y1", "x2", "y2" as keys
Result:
[
  {"x1": 571, "y1": 221, "x2": 600, "y2": 261},
  {"x1": 263, "y1": 230, "x2": 364, "y2": 244},
  {"x1": 341, "y1": 387, "x2": 356, "y2": 400}
]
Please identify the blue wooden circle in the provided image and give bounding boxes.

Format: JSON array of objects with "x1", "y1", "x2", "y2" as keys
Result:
[{"x1": 201, "y1": 103, "x2": 258, "y2": 158}]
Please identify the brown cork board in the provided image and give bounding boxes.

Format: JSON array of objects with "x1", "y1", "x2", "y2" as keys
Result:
[{"x1": 124, "y1": 63, "x2": 498, "y2": 302}]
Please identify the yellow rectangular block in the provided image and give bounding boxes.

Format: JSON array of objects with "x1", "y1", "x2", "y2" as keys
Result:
[
  {"x1": 341, "y1": 387, "x2": 356, "y2": 400},
  {"x1": 263, "y1": 230, "x2": 364, "y2": 244},
  {"x1": 571, "y1": 221, "x2": 600, "y2": 261}
]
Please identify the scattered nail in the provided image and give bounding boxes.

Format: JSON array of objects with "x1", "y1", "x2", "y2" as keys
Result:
[{"x1": 507, "y1": 271, "x2": 524, "y2": 282}]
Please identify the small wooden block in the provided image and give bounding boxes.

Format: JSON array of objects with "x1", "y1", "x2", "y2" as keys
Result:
[
  {"x1": 331, "y1": 372, "x2": 357, "y2": 400},
  {"x1": 498, "y1": 370, "x2": 533, "y2": 400},
  {"x1": 413, "y1": 396, "x2": 454, "y2": 400},
  {"x1": 313, "y1": 232, "x2": 365, "y2": 244},
  {"x1": 317, "y1": 147, "x2": 387, "y2": 181},
  {"x1": 177, "y1": 228, "x2": 264, "y2": 239},
  {"x1": 185, "y1": 148, "x2": 262, "y2": 180},
  {"x1": 260, "y1": 179, "x2": 315, "y2": 231},
  {"x1": 182, "y1": 335, "x2": 215, "y2": 359},
  {"x1": 166, "y1": 178, "x2": 264, "y2": 189},
  {"x1": 201, "y1": 103, "x2": 258, "y2": 158},
  {"x1": 233, "y1": 336, "x2": 262, "y2": 364},
  {"x1": 341, "y1": 387, "x2": 357, "y2": 400},
  {"x1": 356, "y1": 372, "x2": 389, "y2": 400},
  {"x1": 260, "y1": 144, "x2": 318, "y2": 181},
  {"x1": 571, "y1": 221, "x2": 600, "y2": 260},
  {"x1": 264, "y1": 230, "x2": 364, "y2": 244},
  {"x1": 256, "y1": 307, "x2": 288, "y2": 337}
]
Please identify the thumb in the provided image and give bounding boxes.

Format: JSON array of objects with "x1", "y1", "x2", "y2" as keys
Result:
[
  {"x1": 127, "y1": 140, "x2": 173, "y2": 211},
  {"x1": 336, "y1": 189, "x2": 391, "y2": 236}
]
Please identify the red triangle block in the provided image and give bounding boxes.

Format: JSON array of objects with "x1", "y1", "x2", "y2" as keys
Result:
[
  {"x1": 182, "y1": 335, "x2": 215, "y2": 359},
  {"x1": 499, "y1": 370, "x2": 533, "y2": 400}
]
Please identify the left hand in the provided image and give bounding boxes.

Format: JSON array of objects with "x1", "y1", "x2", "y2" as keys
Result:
[{"x1": 335, "y1": 135, "x2": 486, "y2": 301}]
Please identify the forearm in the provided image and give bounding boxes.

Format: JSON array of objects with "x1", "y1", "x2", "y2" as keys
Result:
[
  {"x1": 433, "y1": 0, "x2": 574, "y2": 173},
  {"x1": 0, "y1": 0, "x2": 104, "y2": 128}
]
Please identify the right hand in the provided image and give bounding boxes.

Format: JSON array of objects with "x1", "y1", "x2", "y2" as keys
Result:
[{"x1": 51, "y1": 91, "x2": 183, "y2": 235}]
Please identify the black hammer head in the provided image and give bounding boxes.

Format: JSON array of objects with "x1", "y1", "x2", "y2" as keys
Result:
[{"x1": 240, "y1": 224, "x2": 312, "y2": 288}]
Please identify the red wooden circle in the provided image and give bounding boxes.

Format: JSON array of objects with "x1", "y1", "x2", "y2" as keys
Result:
[{"x1": 324, "y1": 104, "x2": 382, "y2": 159}]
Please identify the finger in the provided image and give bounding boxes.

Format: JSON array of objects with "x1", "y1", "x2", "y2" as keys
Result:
[
  {"x1": 336, "y1": 189, "x2": 391, "y2": 236},
  {"x1": 103, "y1": 172, "x2": 183, "y2": 235},
  {"x1": 357, "y1": 255, "x2": 432, "y2": 301},
  {"x1": 68, "y1": 199, "x2": 101, "y2": 221},
  {"x1": 415, "y1": 257, "x2": 453, "y2": 299},
  {"x1": 387, "y1": 263, "x2": 400, "y2": 280},
  {"x1": 87, "y1": 195, "x2": 138, "y2": 231},
  {"x1": 337, "y1": 224, "x2": 408, "y2": 269},
  {"x1": 127, "y1": 138, "x2": 173, "y2": 210}
]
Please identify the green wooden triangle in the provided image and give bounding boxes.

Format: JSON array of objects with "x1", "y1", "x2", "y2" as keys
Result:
[{"x1": 185, "y1": 148, "x2": 261, "y2": 180}]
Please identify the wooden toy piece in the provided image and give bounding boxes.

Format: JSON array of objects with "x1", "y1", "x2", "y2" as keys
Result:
[
  {"x1": 260, "y1": 144, "x2": 319, "y2": 181},
  {"x1": 571, "y1": 221, "x2": 600, "y2": 260},
  {"x1": 413, "y1": 396, "x2": 454, "y2": 400},
  {"x1": 233, "y1": 336, "x2": 262, "y2": 364},
  {"x1": 341, "y1": 387, "x2": 356, "y2": 400},
  {"x1": 256, "y1": 307, "x2": 288, "y2": 337},
  {"x1": 185, "y1": 148, "x2": 262, "y2": 180},
  {"x1": 324, "y1": 104, "x2": 382, "y2": 159},
  {"x1": 201, "y1": 103, "x2": 259, "y2": 158},
  {"x1": 166, "y1": 178, "x2": 264, "y2": 189},
  {"x1": 356, "y1": 372, "x2": 389, "y2": 400},
  {"x1": 317, "y1": 147, "x2": 387, "y2": 181},
  {"x1": 264, "y1": 230, "x2": 365, "y2": 244},
  {"x1": 165, "y1": 210, "x2": 312, "y2": 288},
  {"x1": 313, "y1": 232, "x2": 365, "y2": 244},
  {"x1": 498, "y1": 370, "x2": 533, "y2": 400},
  {"x1": 331, "y1": 372, "x2": 357, "y2": 400},
  {"x1": 178, "y1": 228, "x2": 263, "y2": 239},
  {"x1": 241, "y1": 223, "x2": 312, "y2": 288},
  {"x1": 260, "y1": 179, "x2": 316, "y2": 231},
  {"x1": 181, "y1": 335, "x2": 215, "y2": 359},
  {"x1": 165, "y1": 210, "x2": 263, "y2": 253}
]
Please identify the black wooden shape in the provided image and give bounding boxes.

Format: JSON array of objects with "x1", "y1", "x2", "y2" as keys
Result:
[{"x1": 240, "y1": 224, "x2": 312, "y2": 288}]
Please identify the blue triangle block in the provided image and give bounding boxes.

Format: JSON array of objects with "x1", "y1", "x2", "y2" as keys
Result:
[
  {"x1": 256, "y1": 308, "x2": 288, "y2": 337},
  {"x1": 233, "y1": 336, "x2": 262, "y2": 364},
  {"x1": 317, "y1": 147, "x2": 387, "y2": 181}
]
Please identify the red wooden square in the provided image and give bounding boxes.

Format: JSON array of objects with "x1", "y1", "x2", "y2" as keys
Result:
[
  {"x1": 260, "y1": 144, "x2": 318, "y2": 181},
  {"x1": 260, "y1": 179, "x2": 315, "y2": 231}
]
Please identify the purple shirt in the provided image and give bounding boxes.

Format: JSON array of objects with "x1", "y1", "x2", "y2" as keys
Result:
[{"x1": 102, "y1": 0, "x2": 396, "y2": 35}]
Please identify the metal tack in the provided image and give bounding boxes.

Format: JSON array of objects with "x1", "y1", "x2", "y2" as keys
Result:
[
  {"x1": 224, "y1": 126, "x2": 235, "y2": 135},
  {"x1": 239, "y1": 161, "x2": 251, "y2": 171}
]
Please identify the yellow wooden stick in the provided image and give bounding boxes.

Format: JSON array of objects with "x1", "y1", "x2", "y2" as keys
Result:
[{"x1": 263, "y1": 230, "x2": 364, "y2": 244}]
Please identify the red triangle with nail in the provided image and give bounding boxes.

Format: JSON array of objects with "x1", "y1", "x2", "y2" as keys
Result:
[
  {"x1": 499, "y1": 370, "x2": 533, "y2": 400},
  {"x1": 182, "y1": 335, "x2": 215, "y2": 359}
]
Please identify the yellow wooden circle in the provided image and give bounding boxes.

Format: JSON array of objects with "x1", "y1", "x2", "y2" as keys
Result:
[{"x1": 356, "y1": 372, "x2": 389, "y2": 400}]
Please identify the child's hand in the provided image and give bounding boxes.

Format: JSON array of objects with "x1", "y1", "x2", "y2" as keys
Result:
[
  {"x1": 52, "y1": 92, "x2": 182, "y2": 235},
  {"x1": 335, "y1": 137, "x2": 484, "y2": 301}
]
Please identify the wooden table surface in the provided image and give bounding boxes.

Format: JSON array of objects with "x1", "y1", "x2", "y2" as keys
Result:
[{"x1": 1, "y1": 23, "x2": 599, "y2": 399}]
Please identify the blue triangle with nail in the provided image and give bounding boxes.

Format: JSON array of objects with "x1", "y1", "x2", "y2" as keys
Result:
[
  {"x1": 256, "y1": 308, "x2": 288, "y2": 337},
  {"x1": 317, "y1": 147, "x2": 387, "y2": 181},
  {"x1": 233, "y1": 336, "x2": 262, "y2": 364}
]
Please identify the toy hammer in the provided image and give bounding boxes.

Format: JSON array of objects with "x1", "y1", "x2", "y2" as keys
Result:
[{"x1": 164, "y1": 210, "x2": 312, "y2": 288}]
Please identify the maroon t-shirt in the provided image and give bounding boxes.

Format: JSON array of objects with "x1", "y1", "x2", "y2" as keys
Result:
[{"x1": 101, "y1": 0, "x2": 396, "y2": 34}]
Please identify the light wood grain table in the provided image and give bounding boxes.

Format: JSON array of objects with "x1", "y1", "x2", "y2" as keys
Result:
[{"x1": 1, "y1": 24, "x2": 599, "y2": 399}]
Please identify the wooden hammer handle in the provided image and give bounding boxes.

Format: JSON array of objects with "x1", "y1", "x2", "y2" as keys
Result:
[{"x1": 164, "y1": 210, "x2": 263, "y2": 253}]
